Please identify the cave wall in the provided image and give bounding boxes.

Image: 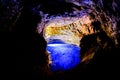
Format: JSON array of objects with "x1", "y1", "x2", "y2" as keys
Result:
[{"x1": 0, "y1": 0, "x2": 120, "y2": 79}]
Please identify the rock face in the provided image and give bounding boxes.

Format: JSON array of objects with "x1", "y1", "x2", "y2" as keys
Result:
[{"x1": 43, "y1": 16, "x2": 94, "y2": 46}]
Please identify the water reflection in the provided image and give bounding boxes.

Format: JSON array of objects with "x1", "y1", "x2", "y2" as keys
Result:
[{"x1": 46, "y1": 39, "x2": 81, "y2": 72}]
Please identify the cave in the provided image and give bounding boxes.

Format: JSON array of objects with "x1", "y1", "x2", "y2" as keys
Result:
[
  {"x1": 1, "y1": 0, "x2": 120, "y2": 79},
  {"x1": 39, "y1": 15, "x2": 94, "y2": 72}
]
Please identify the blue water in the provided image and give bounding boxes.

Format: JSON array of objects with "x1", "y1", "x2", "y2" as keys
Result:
[{"x1": 46, "y1": 40, "x2": 81, "y2": 72}]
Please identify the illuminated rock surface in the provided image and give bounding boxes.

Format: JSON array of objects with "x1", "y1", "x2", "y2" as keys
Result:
[{"x1": 44, "y1": 16, "x2": 93, "y2": 46}]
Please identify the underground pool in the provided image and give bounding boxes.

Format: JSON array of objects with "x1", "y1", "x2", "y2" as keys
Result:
[{"x1": 46, "y1": 39, "x2": 81, "y2": 72}]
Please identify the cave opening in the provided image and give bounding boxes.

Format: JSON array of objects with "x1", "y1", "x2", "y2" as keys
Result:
[{"x1": 39, "y1": 15, "x2": 93, "y2": 72}]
